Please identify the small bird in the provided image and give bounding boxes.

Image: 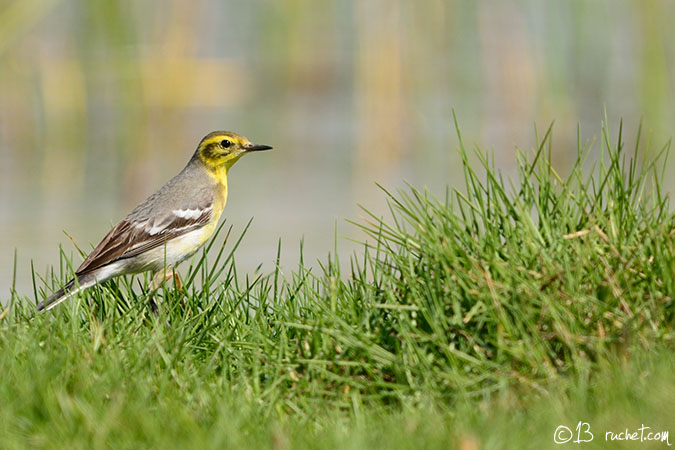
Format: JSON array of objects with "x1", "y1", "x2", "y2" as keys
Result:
[{"x1": 38, "y1": 131, "x2": 272, "y2": 312}]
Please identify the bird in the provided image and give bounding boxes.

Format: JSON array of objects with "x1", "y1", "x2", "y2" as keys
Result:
[{"x1": 37, "y1": 131, "x2": 272, "y2": 312}]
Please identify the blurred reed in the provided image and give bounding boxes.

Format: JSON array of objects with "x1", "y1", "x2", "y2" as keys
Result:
[{"x1": 0, "y1": 0, "x2": 673, "y2": 295}]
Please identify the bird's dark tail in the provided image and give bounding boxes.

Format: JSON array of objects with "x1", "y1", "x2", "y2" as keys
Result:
[{"x1": 37, "y1": 273, "x2": 98, "y2": 312}]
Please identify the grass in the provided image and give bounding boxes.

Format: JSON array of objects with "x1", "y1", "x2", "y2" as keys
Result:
[{"x1": 1, "y1": 120, "x2": 673, "y2": 449}]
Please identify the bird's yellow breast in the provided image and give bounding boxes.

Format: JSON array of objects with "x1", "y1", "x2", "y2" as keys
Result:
[{"x1": 202, "y1": 177, "x2": 227, "y2": 245}]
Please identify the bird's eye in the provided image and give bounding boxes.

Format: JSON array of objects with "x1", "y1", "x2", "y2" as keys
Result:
[{"x1": 220, "y1": 139, "x2": 232, "y2": 148}]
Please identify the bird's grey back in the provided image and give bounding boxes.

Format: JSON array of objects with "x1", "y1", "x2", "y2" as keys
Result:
[{"x1": 126, "y1": 159, "x2": 216, "y2": 222}]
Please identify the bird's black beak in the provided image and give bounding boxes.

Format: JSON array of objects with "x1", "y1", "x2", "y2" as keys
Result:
[{"x1": 245, "y1": 143, "x2": 273, "y2": 152}]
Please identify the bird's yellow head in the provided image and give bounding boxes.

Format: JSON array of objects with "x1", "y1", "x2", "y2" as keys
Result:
[{"x1": 196, "y1": 131, "x2": 272, "y2": 173}]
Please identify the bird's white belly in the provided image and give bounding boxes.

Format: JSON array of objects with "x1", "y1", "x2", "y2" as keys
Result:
[{"x1": 130, "y1": 225, "x2": 216, "y2": 272}]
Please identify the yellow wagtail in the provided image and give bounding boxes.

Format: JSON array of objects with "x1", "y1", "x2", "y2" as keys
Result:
[{"x1": 38, "y1": 131, "x2": 272, "y2": 311}]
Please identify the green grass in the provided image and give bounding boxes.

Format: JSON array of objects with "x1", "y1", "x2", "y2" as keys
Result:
[{"x1": 1, "y1": 121, "x2": 673, "y2": 449}]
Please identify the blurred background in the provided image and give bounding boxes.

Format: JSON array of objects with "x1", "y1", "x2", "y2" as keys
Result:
[{"x1": 1, "y1": 0, "x2": 674, "y2": 297}]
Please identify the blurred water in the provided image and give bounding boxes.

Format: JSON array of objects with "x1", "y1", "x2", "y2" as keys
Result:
[{"x1": 1, "y1": 0, "x2": 674, "y2": 299}]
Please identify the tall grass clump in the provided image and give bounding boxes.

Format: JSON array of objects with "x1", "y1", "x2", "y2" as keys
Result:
[
  {"x1": 0, "y1": 121, "x2": 672, "y2": 447},
  {"x1": 344, "y1": 120, "x2": 673, "y2": 395}
]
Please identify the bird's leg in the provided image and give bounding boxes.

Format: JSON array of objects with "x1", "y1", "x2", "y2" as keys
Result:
[
  {"x1": 147, "y1": 269, "x2": 184, "y2": 312},
  {"x1": 148, "y1": 268, "x2": 174, "y2": 313},
  {"x1": 172, "y1": 272, "x2": 182, "y2": 290},
  {"x1": 151, "y1": 268, "x2": 176, "y2": 290}
]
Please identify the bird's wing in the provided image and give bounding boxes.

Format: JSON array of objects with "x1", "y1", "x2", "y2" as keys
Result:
[{"x1": 75, "y1": 202, "x2": 213, "y2": 276}]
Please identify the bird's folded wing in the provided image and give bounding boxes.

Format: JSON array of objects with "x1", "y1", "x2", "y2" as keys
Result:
[{"x1": 75, "y1": 206, "x2": 213, "y2": 276}]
